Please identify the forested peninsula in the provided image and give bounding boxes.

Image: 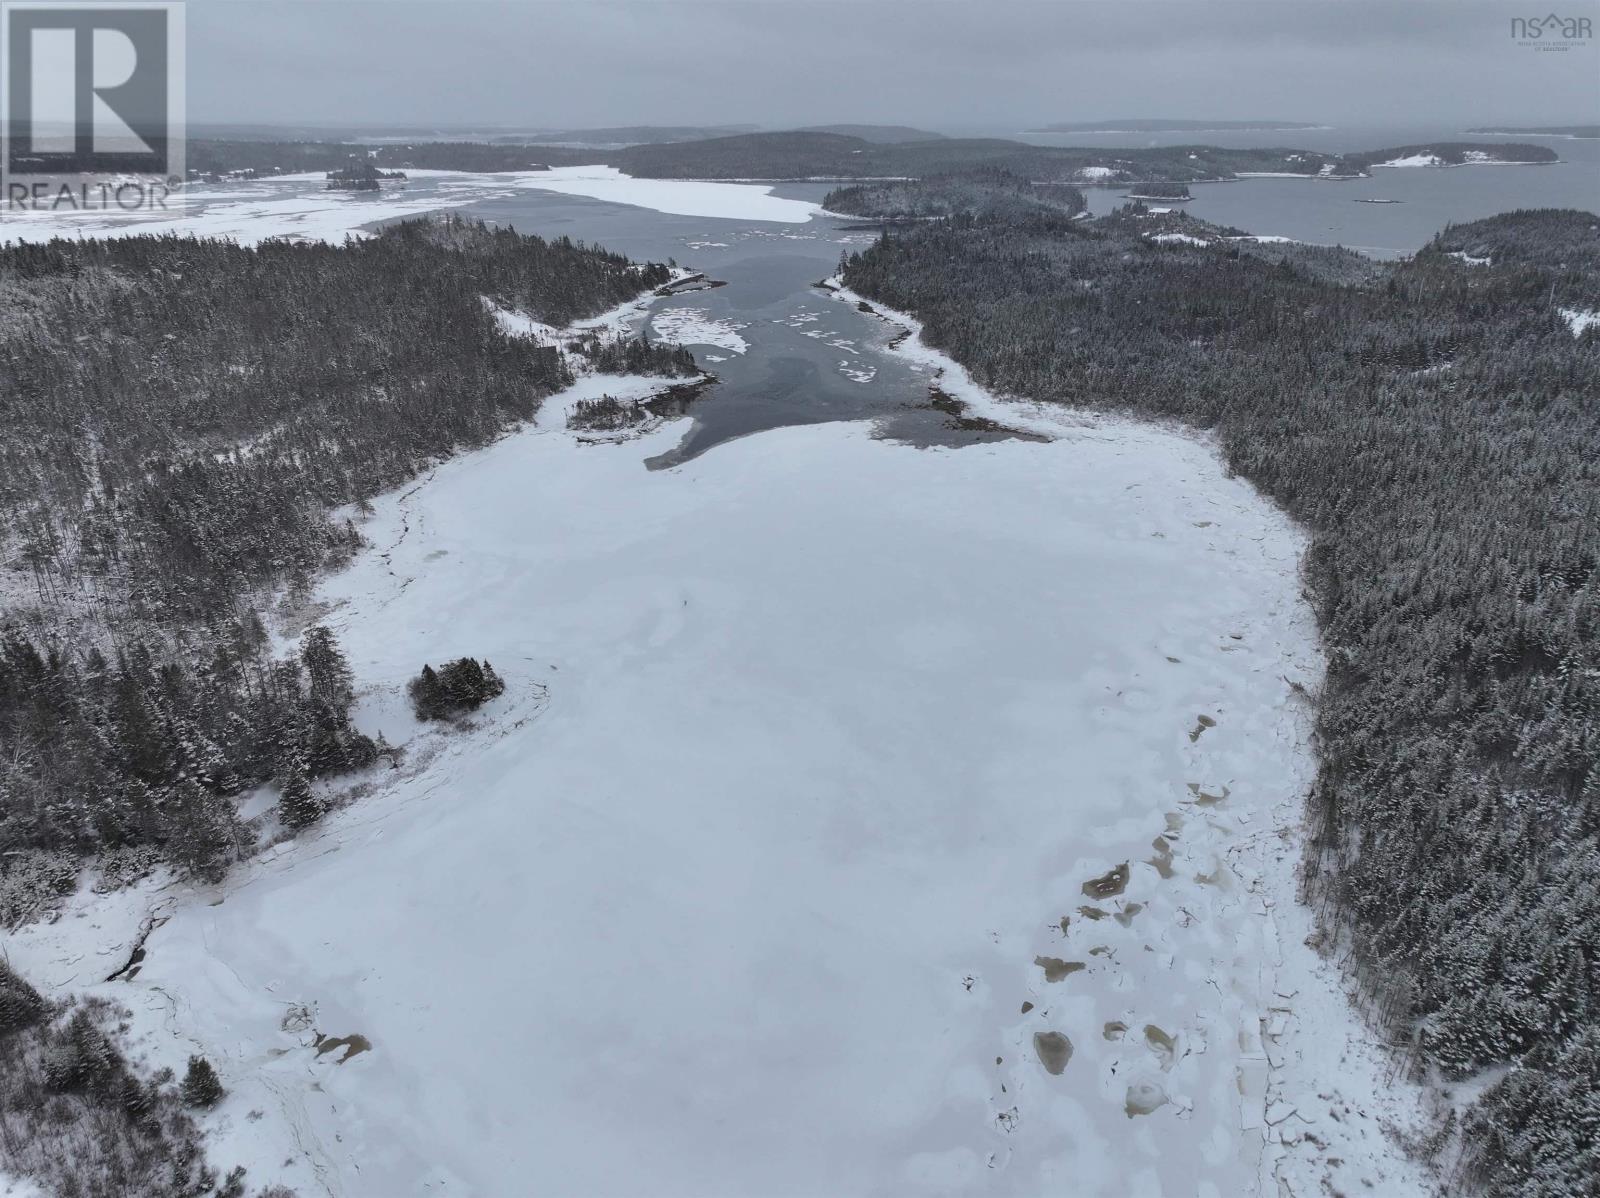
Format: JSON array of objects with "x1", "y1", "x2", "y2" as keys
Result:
[
  {"x1": 1, "y1": 217, "x2": 693, "y2": 886},
  {"x1": 0, "y1": 213, "x2": 698, "y2": 1194},
  {"x1": 834, "y1": 176, "x2": 1600, "y2": 1198}
]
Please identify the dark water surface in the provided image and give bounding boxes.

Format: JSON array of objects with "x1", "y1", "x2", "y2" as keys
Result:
[
  {"x1": 448, "y1": 126, "x2": 1598, "y2": 460},
  {"x1": 461, "y1": 184, "x2": 1006, "y2": 462},
  {"x1": 1047, "y1": 122, "x2": 1600, "y2": 256}
]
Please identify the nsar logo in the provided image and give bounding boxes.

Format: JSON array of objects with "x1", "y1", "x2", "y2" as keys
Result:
[{"x1": 1510, "y1": 12, "x2": 1594, "y2": 49}]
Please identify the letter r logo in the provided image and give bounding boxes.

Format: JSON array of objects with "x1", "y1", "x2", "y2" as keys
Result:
[{"x1": 3, "y1": 3, "x2": 183, "y2": 176}]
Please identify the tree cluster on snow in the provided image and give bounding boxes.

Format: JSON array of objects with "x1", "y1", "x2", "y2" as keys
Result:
[
  {"x1": 407, "y1": 657, "x2": 505, "y2": 722},
  {"x1": 842, "y1": 193, "x2": 1600, "y2": 1197},
  {"x1": 568, "y1": 394, "x2": 650, "y2": 431}
]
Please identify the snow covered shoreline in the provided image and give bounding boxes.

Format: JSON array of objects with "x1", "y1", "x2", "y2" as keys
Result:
[
  {"x1": 4, "y1": 271, "x2": 1433, "y2": 1197},
  {"x1": 0, "y1": 165, "x2": 817, "y2": 247},
  {"x1": 1369, "y1": 152, "x2": 1555, "y2": 168},
  {"x1": 822, "y1": 278, "x2": 1435, "y2": 1194}
]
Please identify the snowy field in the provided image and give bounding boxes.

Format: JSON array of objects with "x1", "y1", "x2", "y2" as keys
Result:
[
  {"x1": 7, "y1": 315, "x2": 1431, "y2": 1195},
  {"x1": 0, "y1": 164, "x2": 816, "y2": 246}
]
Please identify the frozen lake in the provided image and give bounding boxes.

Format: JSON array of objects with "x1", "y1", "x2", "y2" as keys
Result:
[{"x1": 12, "y1": 131, "x2": 1581, "y2": 1194}]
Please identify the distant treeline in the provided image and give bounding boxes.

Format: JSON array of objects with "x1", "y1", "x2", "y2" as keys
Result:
[
  {"x1": 1032, "y1": 118, "x2": 1325, "y2": 133},
  {"x1": 1465, "y1": 125, "x2": 1598, "y2": 140},
  {"x1": 610, "y1": 131, "x2": 1358, "y2": 182},
  {"x1": 824, "y1": 170, "x2": 1086, "y2": 222},
  {"x1": 186, "y1": 131, "x2": 1562, "y2": 186},
  {"x1": 842, "y1": 186, "x2": 1600, "y2": 1197},
  {"x1": 188, "y1": 138, "x2": 594, "y2": 178}
]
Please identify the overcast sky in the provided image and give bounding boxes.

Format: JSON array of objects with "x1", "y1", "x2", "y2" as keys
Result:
[{"x1": 186, "y1": 0, "x2": 1600, "y2": 132}]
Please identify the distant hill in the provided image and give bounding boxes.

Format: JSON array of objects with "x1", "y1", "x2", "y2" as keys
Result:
[
  {"x1": 1029, "y1": 119, "x2": 1324, "y2": 133},
  {"x1": 609, "y1": 130, "x2": 1357, "y2": 182},
  {"x1": 525, "y1": 125, "x2": 760, "y2": 147},
  {"x1": 1465, "y1": 124, "x2": 1599, "y2": 139},
  {"x1": 188, "y1": 123, "x2": 759, "y2": 145},
  {"x1": 188, "y1": 139, "x2": 591, "y2": 176},
  {"x1": 792, "y1": 124, "x2": 947, "y2": 143}
]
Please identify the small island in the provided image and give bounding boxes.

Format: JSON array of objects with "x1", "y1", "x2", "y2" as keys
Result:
[
  {"x1": 1125, "y1": 181, "x2": 1192, "y2": 201},
  {"x1": 326, "y1": 159, "x2": 409, "y2": 191},
  {"x1": 1465, "y1": 124, "x2": 1598, "y2": 140},
  {"x1": 823, "y1": 169, "x2": 1086, "y2": 222},
  {"x1": 1346, "y1": 142, "x2": 1559, "y2": 169},
  {"x1": 1028, "y1": 118, "x2": 1326, "y2": 133}
]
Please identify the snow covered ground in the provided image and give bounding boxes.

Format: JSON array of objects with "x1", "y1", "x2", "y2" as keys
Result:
[
  {"x1": 1371, "y1": 151, "x2": 1548, "y2": 169},
  {"x1": 0, "y1": 171, "x2": 522, "y2": 246},
  {"x1": 0, "y1": 165, "x2": 815, "y2": 246},
  {"x1": 1560, "y1": 307, "x2": 1600, "y2": 336},
  {"x1": 1372, "y1": 154, "x2": 1447, "y2": 169},
  {"x1": 4, "y1": 280, "x2": 1434, "y2": 1195}
]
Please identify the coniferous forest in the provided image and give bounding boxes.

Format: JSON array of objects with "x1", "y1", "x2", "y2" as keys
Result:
[
  {"x1": 0, "y1": 216, "x2": 693, "y2": 895},
  {"x1": 0, "y1": 214, "x2": 695, "y2": 1196},
  {"x1": 840, "y1": 191, "x2": 1600, "y2": 1197}
]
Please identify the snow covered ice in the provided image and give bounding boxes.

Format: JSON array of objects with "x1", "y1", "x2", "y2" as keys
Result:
[
  {"x1": 2, "y1": 262, "x2": 1433, "y2": 1195},
  {"x1": 516, "y1": 164, "x2": 819, "y2": 222},
  {"x1": 648, "y1": 305, "x2": 751, "y2": 354},
  {"x1": 7, "y1": 328, "x2": 1429, "y2": 1195},
  {"x1": 0, "y1": 165, "x2": 816, "y2": 247}
]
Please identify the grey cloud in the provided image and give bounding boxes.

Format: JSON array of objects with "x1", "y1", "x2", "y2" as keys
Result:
[{"x1": 184, "y1": 0, "x2": 1600, "y2": 131}]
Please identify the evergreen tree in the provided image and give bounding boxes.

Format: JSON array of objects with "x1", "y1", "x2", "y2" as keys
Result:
[
  {"x1": 162, "y1": 776, "x2": 245, "y2": 883},
  {"x1": 301, "y1": 626, "x2": 355, "y2": 713},
  {"x1": 407, "y1": 664, "x2": 445, "y2": 721},
  {"x1": 0, "y1": 958, "x2": 46, "y2": 1033},
  {"x1": 278, "y1": 756, "x2": 322, "y2": 831},
  {"x1": 180, "y1": 1054, "x2": 224, "y2": 1108}
]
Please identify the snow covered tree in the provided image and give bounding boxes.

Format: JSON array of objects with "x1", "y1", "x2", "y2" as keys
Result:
[
  {"x1": 278, "y1": 756, "x2": 322, "y2": 831},
  {"x1": 180, "y1": 1054, "x2": 224, "y2": 1107},
  {"x1": 407, "y1": 664, "x2": 445, "y2": 721},
  {"x1": 408, "y1": 658, "x2": 505, "y2": 721},
  {"x1": 161, "y1": 776, "x2": 246, "y2": 882},
  {"x1": 0, "y1": 958, "x2": 46, "y2": 1033},
  {"x1": 301, "y1": 626, "x2": 355, "y2": 713}
]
